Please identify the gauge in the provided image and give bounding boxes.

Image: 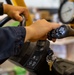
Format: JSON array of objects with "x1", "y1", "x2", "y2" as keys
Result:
[{"x1": 59, "y1": 0, "x2": 74, "y2": 24}]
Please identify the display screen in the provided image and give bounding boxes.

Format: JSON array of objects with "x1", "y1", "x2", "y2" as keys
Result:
[{"x1": 25, "y1": 0, "x2": 60, "y2": 8}]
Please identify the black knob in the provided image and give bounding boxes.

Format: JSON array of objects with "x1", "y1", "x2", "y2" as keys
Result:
[{"x1": 47, "y1": 25, "x2": 74, "y2": 40}]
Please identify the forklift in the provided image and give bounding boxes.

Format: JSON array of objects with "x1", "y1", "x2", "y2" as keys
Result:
[{"x1": 1, "y1": 0, "x2": 74, "y2": 75}]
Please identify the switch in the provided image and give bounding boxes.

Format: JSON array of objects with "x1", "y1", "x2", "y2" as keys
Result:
[
  {"x1": 37, "y1": 41, "x2": 45, "y2": 47},
  {"x1": 32, "y1": 56, "x2": 36, "y2": 59},
  {"x1": 32, "y1": 55, "x2": 40, "y2": 61},
  {"x1": 32, "y1": 61, "x2": 36, "y2": 67},
  {"x1": 40, "y1": 47, "x2": 44, "y2": 51},
  {"x1": 27, "y1": 60, "x2": 33, "y2": 66}
]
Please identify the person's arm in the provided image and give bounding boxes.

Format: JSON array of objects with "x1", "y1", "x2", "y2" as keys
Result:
[
  {"x1": 0, "y1": 3, "x2": 28, "y2": 63},
  {"x1": 0, "y1": 26, "x2": 26, "y2": 61},
  {"x1": 0, "y1": 3, "x2": 60, "y2": 64}
]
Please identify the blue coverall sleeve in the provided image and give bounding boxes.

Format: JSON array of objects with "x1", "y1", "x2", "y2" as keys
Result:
[{"x1": 0, "y1": 26, "x2": 26, "y2": 63}]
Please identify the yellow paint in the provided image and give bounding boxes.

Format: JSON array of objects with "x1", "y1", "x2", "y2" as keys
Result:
[
  {"x1": 69, "y1": 0, "x2": 74, "y2": 2},
  {"x1": 12, "y1": 0, "x2": 33, "y2": 26}
]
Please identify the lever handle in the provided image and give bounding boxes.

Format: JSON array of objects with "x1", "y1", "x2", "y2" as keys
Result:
[
  {"x1": 20, "y1": 14, "x2": 26, "y2": 26},
  {"x1": 47, "y1": 25, "x2": 74, "y2": 40}
]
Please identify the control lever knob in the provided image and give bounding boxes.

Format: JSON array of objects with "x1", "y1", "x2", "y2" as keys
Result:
[{"x1": 47, "y1": 25, "x2": 74, "y2": 40}]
